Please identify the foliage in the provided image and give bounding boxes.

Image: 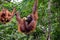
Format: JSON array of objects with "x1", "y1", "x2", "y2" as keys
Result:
[{"x1": 0, "y1": 0, "x2": 60, "y2": 40}]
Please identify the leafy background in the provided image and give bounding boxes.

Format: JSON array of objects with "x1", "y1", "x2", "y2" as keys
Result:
[{"x1": 0, "y1": 0, "x2": 60, "y2": 40}]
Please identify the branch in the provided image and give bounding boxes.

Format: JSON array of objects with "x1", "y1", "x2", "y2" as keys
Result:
[{"x1": 47, "y1": 0, "x2": 52, "y2": 40}]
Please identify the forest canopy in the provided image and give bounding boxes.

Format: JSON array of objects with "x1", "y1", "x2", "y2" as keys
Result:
[{"x1": 0, "y1": 0, "x2": 60, "y2": 40}]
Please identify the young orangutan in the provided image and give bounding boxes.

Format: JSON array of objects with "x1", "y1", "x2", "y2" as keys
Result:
[
  {"x1": 15, "y1": 0, "x2": 38, "y2": 34},
  {"x1": 0, "y1": 8, "x2": 16, "y2": 24}
]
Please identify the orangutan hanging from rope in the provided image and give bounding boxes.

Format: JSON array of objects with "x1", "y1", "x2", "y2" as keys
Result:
[
  {"x1": 15, "y1": 0, "x2": 38, "y2": 34},
  {"x1": 0, "y1": 7, "x2": 16, "y2": 24}
]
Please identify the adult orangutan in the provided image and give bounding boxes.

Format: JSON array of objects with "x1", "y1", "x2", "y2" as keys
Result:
[
  {"x1": 15, "y1": 0, "x2": 38, "y2": 34},
  {"x1": 0, "y1": 7, "x2": 16, "y2": 24}
]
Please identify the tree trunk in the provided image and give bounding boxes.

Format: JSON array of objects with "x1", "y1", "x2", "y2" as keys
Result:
[{"x1": 47, "y1": 0, "x2": 52, "y2": 40}]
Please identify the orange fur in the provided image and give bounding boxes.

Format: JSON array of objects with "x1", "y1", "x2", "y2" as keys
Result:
[
  {"x1": 15, "y1": 0, "x2": 38, "y2": 34},
  {"x1": 0, "y1": 8, "x2": 16, "y2": 24}
]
